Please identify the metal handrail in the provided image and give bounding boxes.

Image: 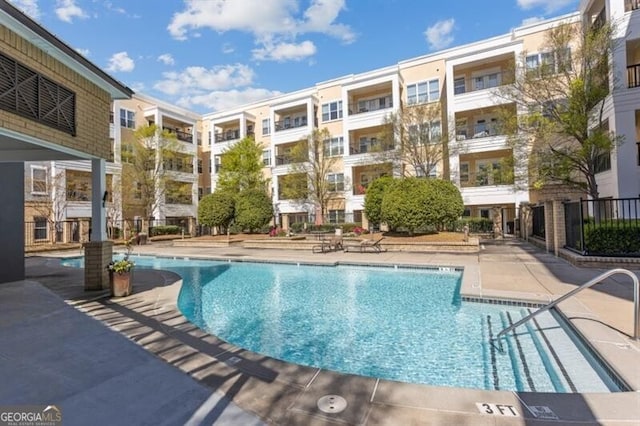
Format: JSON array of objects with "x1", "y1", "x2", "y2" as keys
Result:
[{"x1": 496, "y1": 268, "x2": 640, "y2": 341}]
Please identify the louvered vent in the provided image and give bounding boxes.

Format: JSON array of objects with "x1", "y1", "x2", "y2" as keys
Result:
[{"x1": 0, "y1": 52, "x2": 76, "y2": 136}]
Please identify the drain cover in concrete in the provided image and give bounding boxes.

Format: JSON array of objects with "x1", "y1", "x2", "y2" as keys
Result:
[{"x1": 317, "y1": 395, "x2": 347, "y2": 414}]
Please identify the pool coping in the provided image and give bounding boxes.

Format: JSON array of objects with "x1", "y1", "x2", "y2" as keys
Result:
[{"x1": 51, "y1": 247, "x2": 640, "y2": 424}]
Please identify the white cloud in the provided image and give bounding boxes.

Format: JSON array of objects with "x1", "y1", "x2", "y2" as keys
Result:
[
  {"x1": 153, "y1": 64, "x2": 255, "y2": 95},
  {"x1": 424, "y1": 18, "x2": 455, "y2": 51},
  {"x1": 55, "y1": 0, "x2": 88, "y2": 23},
  {"x1": 252, "y1": 40, "x2": 317, "y2": 62},
  {"x1": 167, "y1": 0, "x2": 354, "y2": 61},
  {"x1": 106, "y1": 51, "x2": 135, "y2": 72},
  {"x1": 9, "y1": 0, "x2": 41, "y2": 20},
  {"x1": 222, "y1": 43, "x2": 235, "y2": 54},
  {"x1": 177, "y1": 88, "x2": 283, "y2": 111},
  {"x1": 516, "y1": 0, "x2": 576, "y2": 13},
  {"x1": 157, "y1": 54, "x2": 175, "y2": 66},
  {"x1": 521, "y1": 16, "x2": 545, "y2": 26}
]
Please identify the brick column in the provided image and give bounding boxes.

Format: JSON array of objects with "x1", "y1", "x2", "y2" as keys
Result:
[
  {"x1": 83, "y1": 240, "x2": 113, "y2": 291},
  {"x1": 552, "y1": 199, "x2": 566, "y2": 257}
]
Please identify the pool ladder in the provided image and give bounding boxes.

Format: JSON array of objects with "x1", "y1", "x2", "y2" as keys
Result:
[{"x1": 495, "y1": 268, "x2": 640, "y2": 346}]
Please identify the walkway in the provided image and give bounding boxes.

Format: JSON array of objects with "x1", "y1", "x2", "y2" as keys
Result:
[{"x1": 1, "y1": 239, "x2": 638, "y2": 425}]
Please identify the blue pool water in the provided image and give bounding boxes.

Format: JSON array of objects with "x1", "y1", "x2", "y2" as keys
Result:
[{"x1": 62, "y1": 256, "x2": 623, "y2": 392}]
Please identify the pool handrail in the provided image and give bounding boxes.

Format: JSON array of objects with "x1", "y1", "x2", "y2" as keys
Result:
[{"x1": 496, "y1": 268, "x2": 640, "y2": 341}]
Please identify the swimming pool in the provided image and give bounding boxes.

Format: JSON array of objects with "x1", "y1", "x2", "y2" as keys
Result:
[{"x1": 62, "y1": 255, "x2": 623, "y2": 392}]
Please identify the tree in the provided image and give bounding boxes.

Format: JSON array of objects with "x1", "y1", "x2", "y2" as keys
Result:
[
  {"x1": 363, "y1": 176, "x2": 393, "y2": 228},
  {"x1": 422, "y1": 179, "x2": 464, "y2": 229},
  {"x1": 235, "y1": 189, "x2": 273, "y2": 232},
  {"x1": 198, "y1": 191, "x2": 235, "y2": 231},
  {"x1": 499, "y1": 20, "x2": 619, "y2": 199},
  {"x1": 379, "y1": 103, "x2": 446, "y2": 178},
  {"x1": 121, "y1": 124, "x2": 183, "y2": 222},
  {"x1": 217, "y1": 136, "x2": 268, "y2": 193},
  {"x1": 381, "y1": 178, "x2": 431, "y2": 235},
  {"x1": 284, "y1": 128, "x2": 342, "y2": 223}
]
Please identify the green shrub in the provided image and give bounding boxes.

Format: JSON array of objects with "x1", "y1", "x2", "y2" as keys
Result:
[
  {"x1": 198, "y1": 191, "x2": 235, "y2": 229},
  {"x1": 235, "y1": 189, "x2": 273, "y2": 232},
  {"x1": 290, "y1": 222, "x2": 308, "y2": 233},
  {"x1": 364, "y1": 176, "x2": 394, "y2": 226},
  {"x1": 453, "y1": 218, "x2": 494, "y2": 233},
  {"x1": 341, "y1": 223, "x2": 359, "y2": 233},
  {"x1": 149, "y1": 225, "x2": 182, "y2": 236},
  {"x1": 584, "y1": 225, "x2": 640, "y2": 255}
]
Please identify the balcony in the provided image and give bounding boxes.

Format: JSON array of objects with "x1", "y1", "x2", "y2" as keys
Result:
[
  {"x1": 349, "y1": 139, "x2": 394, "y2": 155},
  {"x1": 456, "y1": 123, "x2": 503, "y2": 141},
  {"x1": 163, "y1": 127, "x2": 193, "y2": 143},
  {"x1": 626, "y1": 0, "x2": 640, "y2": 11},
  {"x1": 214, "y1": 130, "x2": 240, "y2": 143},
  {"x1": 628, "y1": 64, "x2": 640, "y2": 88},
  {"x1": 349, "y1": 96, "x2": 393, "y2": 115},
  {"x1": 453, "y1": 71, "x2": 512, "y2": 96},
  {"x1": 275, "y1": 116, "x2": 308, "y2": 132}
]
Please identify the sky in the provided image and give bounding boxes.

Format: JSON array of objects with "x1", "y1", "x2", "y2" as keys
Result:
[{"x1": 9, "y1": 0, "x2": 580, "y2": 114}]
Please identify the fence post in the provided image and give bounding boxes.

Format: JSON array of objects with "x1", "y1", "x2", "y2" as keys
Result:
[{"x1": 579, "y1": 198, "x2": 585, "y2": 255}]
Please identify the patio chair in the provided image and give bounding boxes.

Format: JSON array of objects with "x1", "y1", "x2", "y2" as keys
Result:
[
  {"x1": 344, "y1": 236, "x2": 385, "y2": 253},
  {"x1": 312, "y1": 235, "x2": 343, "y2": 253}
]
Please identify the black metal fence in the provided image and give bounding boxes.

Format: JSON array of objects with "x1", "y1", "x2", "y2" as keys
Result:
[
  {"x1": 531, "y1": 205, "x2": 545, "y2": 239},
  {"x1": 564, "y1": 198, "x2": 640, "y2": 257}
]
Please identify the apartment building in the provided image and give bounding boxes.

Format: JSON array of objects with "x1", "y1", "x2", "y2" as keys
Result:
[{"x1": 22, "y1": 0, "x2": 639, "y2": 239}]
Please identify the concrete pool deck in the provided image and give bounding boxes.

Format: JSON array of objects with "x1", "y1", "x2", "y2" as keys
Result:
[{"x1": 2, "y1": 239, "x2": 639, "y2": 425}]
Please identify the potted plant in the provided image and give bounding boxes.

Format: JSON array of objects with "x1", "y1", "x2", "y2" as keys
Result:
[{"x1": 108, "y1": 237, "x2": 135, "y2": 297}]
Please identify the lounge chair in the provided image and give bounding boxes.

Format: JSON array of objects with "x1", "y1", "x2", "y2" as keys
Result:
[
  {"x1": 344, "y1": 237, "x2": 385, "y2": 253},
  {"x1": 312, "y1": 235, "x2": 343, "y2": 253}
]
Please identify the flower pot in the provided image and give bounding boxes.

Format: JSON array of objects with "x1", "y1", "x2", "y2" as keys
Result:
[{"x1": 111, "y1": 271, "x2": 133, "y2": 297}]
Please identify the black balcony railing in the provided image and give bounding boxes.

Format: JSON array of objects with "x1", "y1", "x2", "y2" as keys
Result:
[
  {"x1": 628, "y1": 63, "x2": 640, "y2": 88},
  {"x1": 163, "y1": 127, "x2": 193, "y2": 143},
  {"x1": 625, "y1": 0, "x2": 639, "y2": 11},
  {"x1": 348, "y1": 142, "x2": 394, "y2": 155},
  {"x1": 274, "y1": 117, "x2": 308, "y2": 132},
  {"x1": 214, "y1": 130, "x2": 240, "y2": 143},
  {"x1": 456, "y1": 123, "x2": 503, "y2": 140},
  {"x1": 275, "y1": 155, "x2": 307, "y2": 166},
  {"x1": 453, "y1": 71, "x2": 514, "y2": 96}
]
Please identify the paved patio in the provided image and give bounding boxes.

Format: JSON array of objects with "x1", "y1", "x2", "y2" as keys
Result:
[{"x1": 1, "y1": 239, "x2": 639, "y2": 425}]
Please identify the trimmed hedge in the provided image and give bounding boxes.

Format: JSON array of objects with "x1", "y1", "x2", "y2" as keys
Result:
[
  {"x1": 452, "y1": 218, "x2": 494, "y2": 233},
  {"x1": 149, "y1": 225, "x2": 182, "y2": 237},
  {"x1": 584, "y1": 225, "x2": 640, "y2": 255}
]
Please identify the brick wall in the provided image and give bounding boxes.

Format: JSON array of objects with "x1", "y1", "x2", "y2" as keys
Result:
[
  {"x1": 83, "y1": 241, "x2": 113, "y2": 290},
  {"x1": 0, "y1": 25, "x2": 112, "y2": 159}
]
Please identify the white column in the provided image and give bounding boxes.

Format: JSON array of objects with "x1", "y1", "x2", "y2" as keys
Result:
[{"x1": 91, "y1": 158, "x2": 107, "y2": 241}]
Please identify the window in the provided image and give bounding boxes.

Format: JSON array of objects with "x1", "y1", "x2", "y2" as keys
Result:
[
  {"x1": 359, "y1": 137, "x2": 379, "y2": 153},
  {"x1": 594, "y1": 151, "x2": 612, "y2": 173},
  {"x1": 119, "y1": 109, "x2": 135, "y2": 129},
  {"x1": 473, "y1": 73, "x2": 500, "y2": 91},
  {"x1": 328, "y1": 210, "x2": 345, "y2": 224},
  {"x1": 454, "y1": 77, "x2": 466, "y2": 95},
  {"x1": 323, "y1": 137, "x2": 344, "y2": 157},
  {"x1": 416, "y1": 165, "x2": 437, "y2": 178},
  {"x1": 262, "y1": 149, "x2": 271, "y2": 166},
  {"x1": 31, "y1": 166, "x2": 48, "y2": 194},
  {"x1": 327, "y1": 173, "x2": 344, "y2": 192},
  {"x1": 209, "y1": 159, "x2": 213, "y2": 173},
  {"x1": 526, "y1": 48, "x2": 572, "y2": 76},
  {"x1": 198, "y1": 188, "x2": 203, "y2": 200},
  {"x1": 197, "y1": 160, "x2": 202, "y2": 174},
  {"x1": 409, "y1": 121, "x2": 441, "y2": 144},
  {"x1": 322, "y1": 101, "x2": 343, "y2": 122},
  {"x1": 407, "y1": 79, "x2": 439, "y2": 105},
  {"x1": 262, "y1": 118, "x2": 270, "y2": 136},
  {"x1": 34, "y1": 217, "x2": 47, "y2": 240},
  {"x1": 460, "y1": 162, "x2": 469, "y2": 184},
  {"x1": 208, "y1": 131, "x2": 212, "y2": 145}
]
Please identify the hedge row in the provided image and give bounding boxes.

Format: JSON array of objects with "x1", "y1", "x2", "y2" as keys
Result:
[
  {"x1": 149, "y1": 225, "x2": 183, "y2": 237},
  {"x1": 584, "y1": 225, "x2": 640, "y2": 255}
]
